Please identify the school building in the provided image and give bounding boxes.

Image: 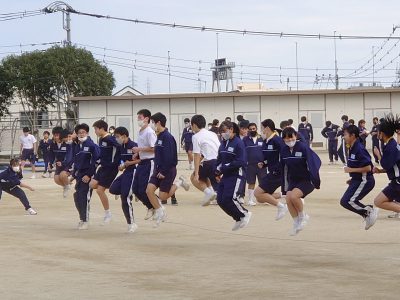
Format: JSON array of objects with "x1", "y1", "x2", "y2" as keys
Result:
[{"x1": 71, "y1": 88, "x2": 400, "y2": 151}]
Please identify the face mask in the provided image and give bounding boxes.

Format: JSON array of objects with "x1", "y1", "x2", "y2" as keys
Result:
[
  {"x1": 285, "y1": 140, "x2": 296, "y2": 148},
  {"x1": 138, "y1": 119, "x2": 145, "y2": 127},
  {"x1": 249, "y1": 131, "x2": 257, "y2": 137},
  {"x1": 116, "y1": 137, "x2": 124, "y2": 145},
  {"x1": 303, "y1": 121, "x2": 307, "y2": 125},
  {"x1": 109, "y1": 130, "x2": 114, "y2": 134},
  {"x1": 261, "y1": 133, "x2": 267, "y2": 140},
  {"x1": 222, "y1": 132, "x2": 231, "y2": 140},
  {"x1": 150, "y1": 122, "x2": 157, "y2": 131},
  {"x1": 185, "y1": 123, "x2": 190, "y2": 128},
  {"x1": 78, "y1": 136, "x2": 87, "y2": 143},
  {"x1": 12, "y1": 166, "x2": 20, "y2": 172},
  {"x1": 208, "y1": 126, "x2": 212, "y2": 130},
  {"x1": 66, "y1": 141, "x2": 73, "y2": 145}
]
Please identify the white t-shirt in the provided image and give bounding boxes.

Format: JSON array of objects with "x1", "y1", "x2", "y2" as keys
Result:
[
  {"x1": 137, "y1": 126, "x2": 157, "y2": 160},
  {"x1": 192, "y1": 128, "x2": 220, "y2": 161},
  {"x1": 20, "y1": 134, "x2": 37, "y2": 150}
]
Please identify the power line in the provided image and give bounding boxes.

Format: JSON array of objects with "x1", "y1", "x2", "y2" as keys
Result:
[
  {"x1": 0, "y1": 10, "x2": 45, "y2": 22},
  {"x1": 0, "y1": 41, "x2": 62, "y2": 49},
  {"x1": 45, "y1": 5, "x2": 400, "y2": 40}
]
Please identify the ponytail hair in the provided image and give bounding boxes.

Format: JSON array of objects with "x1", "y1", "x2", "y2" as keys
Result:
[
  {"x1": 378, "y1": 113, "x2": 400, "y2": 137},
  {"x1": 219, "y1": 120, "x2": 240, "y2": 136}
]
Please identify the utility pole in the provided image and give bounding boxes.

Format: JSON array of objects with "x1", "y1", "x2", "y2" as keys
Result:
[
  {"x1": 63, "y1": 10, "x2": 71, "y2": 45},
  {"x1": 216, "y1": 33, "x2": 220, "y2": 92},
  {"x1": 295, "y1": 42, "x2": 299, "y2": 91},
  {"x1": 334, "y1": 31, "x2": 339, "y2": 89},
  {"x1": 168, "y1": 50, "x2": 171, "y2": 93},
  {"x1": 372, "y1": 46, "x2": 375, "y2": 86},
  {"x1": 146, "y1": 78, "x2": 151, "y2": 94}
]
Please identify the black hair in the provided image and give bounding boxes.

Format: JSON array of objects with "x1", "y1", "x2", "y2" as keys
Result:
[
  {"x1": 150, "y1": 112, "x2": 167, "y2": 127},
  {"x1": 114, "y1": 126, "x2": 129, "y2": 137},
  {"x1": 280, "y1": 120, "x2": 289, "y2": 129},
  {"x1": 341, "y1": 115, "x2": 349, "y2": 121},
  {"x1": 212, "y1": 119, "x2": 219, "y2": 126},
  {"x1": 191, "y1": 115, "x2": 206, "y2": 129},
  {"x1": 237, "y1": 115, "x2": 244, "y2": 122},
  {"x1": 282, "y1": 127, "x2": 297, "y2": 139},
  {"x1": 344, "y1": 125, "x2": 360, "y2": 138},
  {"x1": 74, "y1": 123, "x2": 89, "y2": 134},
  {"x1": 248, "y1": 122, "x2": 257, "y2": 129},
  {"x1": 109, "y1": 126, "x2": 115, "y2": 130},
  {"x1": 373, "y1": 117, "x2": 378, "y2": 122},
  {"x1": 261, "y1": 119, "x2": 276, "y2": 131},
  {"x1": 358, "y1": 119, "x2": 366, "y2": 126},
  {"x1": 219, "y1": 120, "x2": 240, "y2": 136},
  {"x1": 239, "y1": 120, "x2": 249, "y2": 129},
  {"x1": 349, "y1": 119, "x2": 355, "y2": 125},
  {"x1": 325, "y1": 121, "x2": 332, "y2": 127},
  {"x1": 378, "y1": 113, "x2": 400, "y2": 137},
  {"x1": 43, "y1": 131, "x2": 50, "y2": 135},
  {"x1": 60, "y1": 129, "x2": 70, "y2": 140},
  {"x1": 288, "y1": 119, "x2": 293, "y2": 125},
  {"x1": 52, "y1": 126, "x2": 63, "y2": 135},
  {"x1": 184, "y1": 118, "x2": 190, "y2": 123},
  {"x1": 93, "y1": 120, "x2": 108, "y2": 131},
  {"x1": 22, "y1": 127, "x2": 30, "y2": 133},
  {"x1": 137, "y1": 109, "x2": 151, "y2": 119},
  {"x1": 10, "y1": 158, "x2": 20, "y2": 166},
  {"x1": 225, "y1": 116, "x2": 231, "y2": 121},
  {"x1": 301, "y1": 116, "x2": 307, "y2": 122}
]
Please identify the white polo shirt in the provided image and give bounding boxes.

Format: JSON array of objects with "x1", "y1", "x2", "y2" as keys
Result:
[
  {"x1": 20, "y1": 134, "x2": 37, "y2": 150},
  {"x1": 192, "y1": 128, "x2": 220, "y2": 161},
  {"x1": 137, "y1": 125, "x2": 157, "y2": 160}
]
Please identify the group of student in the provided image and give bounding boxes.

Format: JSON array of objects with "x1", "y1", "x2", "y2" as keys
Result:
[{"x1": 1, "y1": 111, "x2": 399, "y2": 236}]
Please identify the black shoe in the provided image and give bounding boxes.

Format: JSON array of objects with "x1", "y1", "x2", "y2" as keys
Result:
[
  {"x1": 171, "y1": 197, "x2": 178, "y2": 206},
  {"x1": 161, "y1": 200, "x2": 168, "y2": 205}
]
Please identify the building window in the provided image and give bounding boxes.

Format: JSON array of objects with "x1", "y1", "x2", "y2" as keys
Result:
[{"x1": 19, "y1": 111, "x2": 49, "y2": 129}]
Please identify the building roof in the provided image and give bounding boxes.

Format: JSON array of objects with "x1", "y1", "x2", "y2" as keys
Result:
[
  {"x1": 72, "y1": 87, "x2": 400, "y2": 102},
  {"x1": 112, "y1": 85, "x2": 144, "y2": 96}
]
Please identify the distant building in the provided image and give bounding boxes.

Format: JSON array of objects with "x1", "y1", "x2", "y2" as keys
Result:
[
  {"x1": 113, "y1": 85, "x2": 144, "y2": 96},
  {"x1": 236, "y1": 82, "x2": 269, "y2": 92}
]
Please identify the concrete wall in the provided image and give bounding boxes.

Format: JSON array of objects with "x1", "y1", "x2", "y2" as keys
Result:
[{"x1": 75, "y1": 90, "x2": 400, "y2": 151}]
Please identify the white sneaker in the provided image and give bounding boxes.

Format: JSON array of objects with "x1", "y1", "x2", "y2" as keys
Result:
[
  {"x1": 276, "y1": 204, "x2": 288, "y2": 221},
  {"x1": 210, "y1": 199, "x2": 218, "y2": 205},
  {"x1": 388, "y1": 212, "x2": 400, "y2": 219},
  {"x1": 78, "y1": 222, "x2": 89, "y2": 230},
  {"x1": 115, "y1": 195, "x2": 120, "y2": 201},
  {"x1": 365, "y1": 207, "x2": 379, "y2": 230},
  {"x1": 248, "y1": 198, "x2": 257, "y2": 206},
  {"x1": 238, "y1": 197, "x2": 245, "y2": 205},
  {"x1": 63, "y1": 185, "x2": 70, "y2": 198},
  {"x1": 42, "y1": 172, "x2": 49, "y2": 178},
  {"x1": 239, "y1": 211, "x2": 252, "y2": 229},
  {"x1": 26, "y1": 208, "x2": 37, "y2": 215},
  {"x1": 296, "y1": 214, "x2": 310, "y2": 232},
  {"x1": 232, "y1": 221, "x2": 242, "y2": 231},
  {"x1": 144, "y1": 208, "x2": 155, "y2": 220},
  {"x1": 154, "y1": 208, "x2": 166, "y2": 227},
  {"x1": 189, "y1": 164, "x2": 194, "y2": 170},
  {"x1": 179, "y1": 176, "x2": 190, "y2": 191},
  {"x1": 102, "y1": 212, "x2": 112, "y2": 225},
  {"x1": 201, "y1": 190, "x2": 214, "y2": 206},
  {"x1": 29, "y1": 174, "x2": 36, "y2": 179},
  {"x1": 127, "y1": 223, "x2": 138, "y2": 233},
  {"x1": 301, "y1": 198, "x2": 305, "y2": 204},
  {"x1": 77, "y1": 221, "x2": 84, "y2": 229},
  {"x1": 290, "y1": 218, "x2": 301, "y2": 236}
]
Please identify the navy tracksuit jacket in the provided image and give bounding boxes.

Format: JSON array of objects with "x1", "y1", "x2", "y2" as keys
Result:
[
  {"x1": 321, "y1": 124, "x2": 339, "y2": 162},
  {"x1": 216, "y1": 136, "x2": 248, "y2": 221},
  {"x1": 0, "y1": 167, "x2": 31, "y2": 210}
]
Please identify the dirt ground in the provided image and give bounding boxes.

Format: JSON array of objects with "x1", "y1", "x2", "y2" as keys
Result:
[{"x1": 0, "y1": 154, "x2": 399, "y2": 300}]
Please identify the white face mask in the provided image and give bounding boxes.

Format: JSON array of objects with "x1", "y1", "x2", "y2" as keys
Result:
[
  {"x1": 222, "y1": 132, "x2": 231, "y2": 141},
  {"x1": 109, "y1": 130, "x2": 114, "y2": 134},
  {"x1": 261, "y1": 133, "x2": 267, "y2": 140},
  {"x1": 116, "y1": 137, "x2": 124, "y2": 145},
  {"x1": 12, "y1": 166, "x2": 20, "y2": 172},
  {"x1": 66, "y1": 140, "x2": 73, "y2": 145},
  {"x1": 185, "y1": 123, "x2": 190, "y2": 128},
  {"x1": 138, "y1": 118, "x2": 147, "y2": 128},
  {"x1": 285, "y1": 140, "x2": 296, "y2": 148},
  {"x1": 150, "y1": 122, "x2": 157, "y2": 131},
  {"x1": 78, "y1": 136, "x2": 87, "y2": 143}
]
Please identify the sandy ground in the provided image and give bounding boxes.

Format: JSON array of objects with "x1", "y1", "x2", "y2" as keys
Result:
[{"x1": 0, "y1": 155, "x2": 399, "y2": 300}]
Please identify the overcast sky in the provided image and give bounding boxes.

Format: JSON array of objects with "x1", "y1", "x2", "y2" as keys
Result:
[{"x1": 1, "y1": 0, "x2": 400, "y2": 94}]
